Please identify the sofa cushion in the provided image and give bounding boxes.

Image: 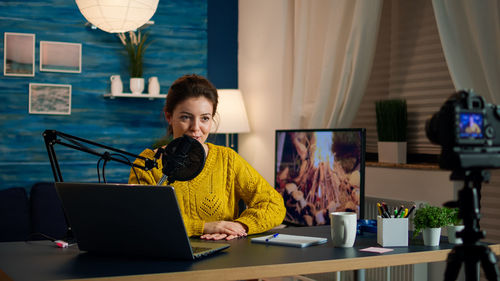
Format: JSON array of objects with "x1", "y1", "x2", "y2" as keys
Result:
[
  {"x1": 0, "y1": 187, "x2": 31, "y2": 242},
  {"x1": 30, "y1": 182, "x2": 68, "y2": 240}
]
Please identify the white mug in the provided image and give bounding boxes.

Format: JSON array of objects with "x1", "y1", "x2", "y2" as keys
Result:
[{"x1": 330, "y1": 212, "x2": 357, "y2": 247}]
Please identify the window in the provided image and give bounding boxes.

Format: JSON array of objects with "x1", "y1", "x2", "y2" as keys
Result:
[{"x1": 351, "y1": 0, "x2": 454, "y2": 156}]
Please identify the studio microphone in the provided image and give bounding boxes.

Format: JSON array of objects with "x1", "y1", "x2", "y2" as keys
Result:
[{"x1": 157, "y1": 135, "x2": 206, "y2": 185}]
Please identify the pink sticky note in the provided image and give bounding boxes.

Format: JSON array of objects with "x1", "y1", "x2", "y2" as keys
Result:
[{"x1": 359, "y1": 247, "x2": 394, "y2": 254}]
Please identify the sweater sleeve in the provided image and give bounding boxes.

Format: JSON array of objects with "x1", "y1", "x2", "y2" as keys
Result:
[
  {"x1": 128, "y1": 149, "x2": 160, "y2": 185},
  {"x1": 183, "y1": 217, "x2": 205, "y2": 237},
  {"x1": 231, "y1": 151, "x2": 286, "y2": 235}
]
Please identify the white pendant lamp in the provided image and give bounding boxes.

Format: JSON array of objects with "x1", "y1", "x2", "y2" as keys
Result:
[{"x1": 75, "y1": 0, "x2": 159, "y2": 33}]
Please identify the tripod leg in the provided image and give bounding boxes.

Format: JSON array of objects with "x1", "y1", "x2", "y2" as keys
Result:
[
  {"x1": 444, "y1": 249, "x2": 463, "y2": 281},
  {"x1": 480, "y1": 247, "x2": 500, "y2": 281},
  {"x1": 464, "y1": 258, "x2": 480, "y2": 281}
]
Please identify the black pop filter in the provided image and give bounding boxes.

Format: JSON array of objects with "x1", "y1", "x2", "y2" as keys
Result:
[{"x1": 160, "y1": 135, "x2": 206, "y2": 184}]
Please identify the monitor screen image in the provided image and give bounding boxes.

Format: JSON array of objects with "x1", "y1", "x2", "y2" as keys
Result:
[
  {"x1": 275, "y1": 129, "x2": 365, "y2": 226},
  {"x1": 458, "y1": 112, "x2": 483, "y2": 139}
]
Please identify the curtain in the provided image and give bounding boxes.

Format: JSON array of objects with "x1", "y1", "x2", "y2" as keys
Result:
[
  {"x1": 285, "y1": 0, "x2": 382, "y2": 129},
  {"x1": 239, "y1": 0, "x2": 382, "y2": 183},
  {"x1": 432, "y1": 0, "x2": 500, "y2": 103},
  {"x1": 432, "y1": 1, "x2": 500, "y2": 246}
]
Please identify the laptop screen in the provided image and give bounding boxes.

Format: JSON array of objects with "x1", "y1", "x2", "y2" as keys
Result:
[{"x1": 55, "y1": 183, "x2": 229, "y2": 259}]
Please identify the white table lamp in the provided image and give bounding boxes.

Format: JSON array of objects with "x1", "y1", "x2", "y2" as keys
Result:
[{"x1": 213, "y1": 89, "x2": 250, "y2": 147}]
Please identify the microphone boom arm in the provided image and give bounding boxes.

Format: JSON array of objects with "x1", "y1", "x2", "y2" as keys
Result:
[{"x1": 43, "y1": 129, "x2": 158, "y2": 182}]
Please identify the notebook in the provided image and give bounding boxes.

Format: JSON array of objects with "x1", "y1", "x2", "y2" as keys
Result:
[
  {"x1": 251, "y1": 234, "x2": 327, "y2": 248},
  {"x1": 55, "y1": 182, "x2": 230, "y2": 259}
]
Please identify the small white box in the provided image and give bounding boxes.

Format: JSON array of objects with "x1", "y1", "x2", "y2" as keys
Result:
[{"x1": 377, "y1": 216, "x2": 408, "y2": 247}]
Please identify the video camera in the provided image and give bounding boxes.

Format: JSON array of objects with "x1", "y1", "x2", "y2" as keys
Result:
[{"x1": 425, "y1": 90, "x2": 500, "y2": 171}]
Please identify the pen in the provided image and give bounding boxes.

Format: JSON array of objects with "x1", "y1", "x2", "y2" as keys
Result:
[
  {"x1": 265, "y1": 233, "x2": 279, "y2": 242},
  {"x1": 381, "y1": 202, "x2": 389, "y2": 214},
  {"x1": 379, "y1": 203, "x2": 390, "y2": 218},
  {"x1": 397, "y1": 205, "x2": 403, "y2": 217},
  {"x1": 405, "y1": 205, "x2": 416, "y2": 218},
  {"x1": 382, "y1": 202, "x2": 391, "y2": 218},
  {"x1": 400, "y1": 208, "x2": 408, "y2": 218},
  {"x1": 377, "y1": 203, "x2": 385, "y2": 218}
]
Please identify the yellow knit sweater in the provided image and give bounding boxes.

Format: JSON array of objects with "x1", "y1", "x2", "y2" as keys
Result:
[{"x1": 128, "y1": 143, "x2": 286, "y2": 236}]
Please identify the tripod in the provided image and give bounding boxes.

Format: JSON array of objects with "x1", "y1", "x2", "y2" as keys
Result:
[{"x1": 444, "y1": 169, "x2": 500, "y2": 281}]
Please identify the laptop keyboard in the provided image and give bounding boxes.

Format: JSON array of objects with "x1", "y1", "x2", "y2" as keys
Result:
[
  {"x1": 191, "y1": 243, "x2": 230, "y2": 258},
  {"x1": 192, "y1": 246, "x2": 212, "y2": 254}
]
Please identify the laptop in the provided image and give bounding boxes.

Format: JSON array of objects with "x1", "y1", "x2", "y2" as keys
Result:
[{"x1": 54, "y1": 182, "x2": 230, "y2": 259}]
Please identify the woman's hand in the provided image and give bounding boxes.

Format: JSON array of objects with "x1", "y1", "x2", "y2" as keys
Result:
[{"x1": 201, "y1": 221, "x2": 247, "y2": 241}]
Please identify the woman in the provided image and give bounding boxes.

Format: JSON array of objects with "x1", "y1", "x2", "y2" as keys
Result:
[{"x1": 129, "y1": 74, "x2": 286, "y2": 241}]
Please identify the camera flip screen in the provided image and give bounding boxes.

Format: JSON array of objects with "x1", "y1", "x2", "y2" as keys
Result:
[{"x1": 459, "y1": 112, "x2": 484, "y2": 139}]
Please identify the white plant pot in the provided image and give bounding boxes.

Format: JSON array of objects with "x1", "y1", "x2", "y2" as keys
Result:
[
  {"x1": 422, "y1": 227, "x2": 441, "y2": 246},
  {"x1": 447, "y1": 225, "x2": 464, "y2": 244},
  {"x1": 378, "y1": 141, "x2": 407, "y2": 164},
  {"x1": 130, "y1": 77, "x2": 145, "y2": 94}
]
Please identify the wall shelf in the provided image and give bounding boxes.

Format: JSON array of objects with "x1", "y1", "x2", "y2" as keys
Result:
[{"x1": 104, "y1": 93, "x2": 166, "y2": 100}]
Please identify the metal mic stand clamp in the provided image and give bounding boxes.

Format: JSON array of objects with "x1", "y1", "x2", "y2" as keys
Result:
[{"x1": 444, "y1": 169, "x2": 500, "y2": 281}]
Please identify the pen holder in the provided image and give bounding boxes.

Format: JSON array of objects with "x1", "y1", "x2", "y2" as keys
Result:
[{"x1": 377, "y1": 216, "x2": 408, "y2": 247}]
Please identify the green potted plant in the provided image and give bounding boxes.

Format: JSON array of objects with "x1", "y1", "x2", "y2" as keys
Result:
[
  {"x1": 412, "y1": 204, "x2": 449, "y2": 246},
  {"x1": 375, "y1": 99, "x2": 407, "y2": 164},
  {"x1": 118, "y1": 30, "x2": 151, "y2": 94},
  {"x1": 445, "y1": 208, "x2": 464, "y2": 244}
]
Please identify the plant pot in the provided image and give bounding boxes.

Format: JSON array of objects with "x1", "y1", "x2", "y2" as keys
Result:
[
  {"x1": 422, "y1": 227, "x2": 441, "y2": 246},
  {"x1": 377, "y1": 141, "x2": 407, "y2": 164},
  {"x1": 447, "y1": 225, "x2": 464, "y2": 244},
  {"x1": 130, "y1": 77, "x2": 145, "y2": 94}
]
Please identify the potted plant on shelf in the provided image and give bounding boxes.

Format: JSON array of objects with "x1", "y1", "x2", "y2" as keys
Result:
[
  {"x1": 445, "y1": 207, "x2": 464, "y2": 244},
  {"x1": 375, "y1": 99, "x2": 407, "y2": 164},
  {"x1": 412, "y1": 204, "x2": 450, "y2": 246},
  {"x1": 118, "y1": 30, "x2": 151, "y2": 94}
]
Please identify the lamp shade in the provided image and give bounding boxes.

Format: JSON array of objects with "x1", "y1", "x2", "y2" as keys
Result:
[
  {"x1": 213, "y1": 89, "x2": 251, "y2": 134},
  {"x1": 75, "y1": 0, "x2": 159, "y2": 33}
]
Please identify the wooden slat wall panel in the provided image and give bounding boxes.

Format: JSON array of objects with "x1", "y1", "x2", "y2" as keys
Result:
[
  {"x1": 479, "y1": 170, "x2": 500, "y2": 281},
  {"x1": 481, "y1": 170, "x2": 500, "y2": 244}
]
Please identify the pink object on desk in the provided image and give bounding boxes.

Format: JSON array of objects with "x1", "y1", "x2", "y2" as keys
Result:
[{"x1": 359, "y1": 247, "x2": 394, "y2": 254}]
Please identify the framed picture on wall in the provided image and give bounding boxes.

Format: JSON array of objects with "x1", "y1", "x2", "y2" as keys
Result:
[
  {"x1": 40, "y1": 41, "x2": 82, "y2": 73},
  {"x1": 29, "y1": 83, "x2": 72, "y2": 115},
  {"x1": 4, "y1": 32, "x2": 35, "y2": 77}
]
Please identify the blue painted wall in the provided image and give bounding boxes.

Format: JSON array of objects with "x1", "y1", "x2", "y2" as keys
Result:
[
  {"x1": 207, "y1": 0, "x2": 239, "y2": 150},
  {"x1": 207, "y1": 0, "x2": 238, "y2": 89},
  {"x1": 0, "y1": 0, "x2": 238, "y2": 191}
]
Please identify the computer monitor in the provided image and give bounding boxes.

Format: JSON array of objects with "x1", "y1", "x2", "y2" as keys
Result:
[{"x1": 275, "y1": 128, "x2": 365, "y2": 226}]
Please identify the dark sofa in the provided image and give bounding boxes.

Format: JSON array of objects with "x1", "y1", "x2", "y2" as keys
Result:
[{"x1": 0, "y1": 182, "x2": 67, "y2": 242}]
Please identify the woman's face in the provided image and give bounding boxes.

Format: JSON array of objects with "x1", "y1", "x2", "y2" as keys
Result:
[{"x1": 165, "y1": 96, "x2": 214, "y2": 145}]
